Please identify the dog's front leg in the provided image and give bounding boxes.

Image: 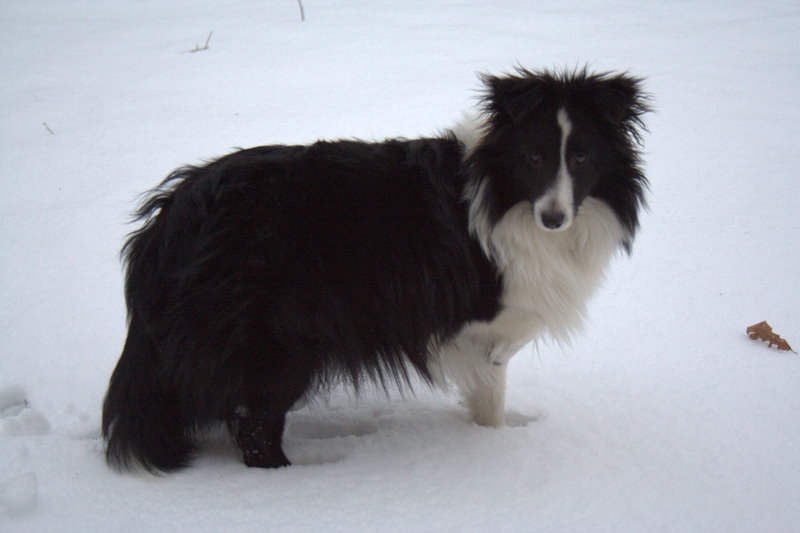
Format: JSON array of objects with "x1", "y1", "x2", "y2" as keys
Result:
[
  {"x1": 465, "y1": 359, "x2": 508, "y2": 427},
  {"x1": 432, "y1": 330, "x2": 520, "y2": 427},
  {"x1": 463, "y1": 342, "x2": 515, "y2": 427}
]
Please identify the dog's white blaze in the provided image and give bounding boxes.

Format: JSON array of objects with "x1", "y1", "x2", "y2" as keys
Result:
[
  {"x1": 557, "y1": 107, "x2": 572, "y2": 163},
  {"x1": 533, "y1": 108, "x2": 575, "y2": 231}
]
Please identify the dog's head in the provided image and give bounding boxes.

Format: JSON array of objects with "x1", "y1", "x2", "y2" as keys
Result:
[{"x1": 468, "y1": 68, "x2": 649, "y2": 240}]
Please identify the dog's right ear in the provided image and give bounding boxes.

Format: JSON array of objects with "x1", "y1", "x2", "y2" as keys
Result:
[{"x1": 481, "y1": 73, "x2": 547, "y2": 123}]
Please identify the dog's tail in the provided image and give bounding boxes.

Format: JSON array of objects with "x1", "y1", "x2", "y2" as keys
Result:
[
  {"x1": 102, "y1": 167, "x2": 202, "y2": 472},
  {"x1": 102, "y1": 313, "x2": 195, "y2": 472}
]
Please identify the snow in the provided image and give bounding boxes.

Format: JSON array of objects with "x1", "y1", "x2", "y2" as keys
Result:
[{"x1": 1, "y1": 0, "x2": 799, "y2": 531}]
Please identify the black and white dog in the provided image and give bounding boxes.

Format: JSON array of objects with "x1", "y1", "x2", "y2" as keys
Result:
[{"x1": 102, "y1": 68, "x2": 649, "y2": 471}]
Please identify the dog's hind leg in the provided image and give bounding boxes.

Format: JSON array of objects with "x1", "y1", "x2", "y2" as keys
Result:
[
  {"x1": 231, "y1": 350, "x2": 315, "y2": 468},
  {"x1": 235, "y1": 408, "x2": 291, "y2": 468}
]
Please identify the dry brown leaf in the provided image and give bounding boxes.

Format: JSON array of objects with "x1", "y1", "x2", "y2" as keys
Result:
[{"x1": 746, "y1": 321, "x2": 796, "y2": 353}]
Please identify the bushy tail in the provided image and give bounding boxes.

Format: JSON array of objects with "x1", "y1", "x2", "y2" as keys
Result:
[{"x1": 102, "y1": 315, "x2": 194, "y2": 472}]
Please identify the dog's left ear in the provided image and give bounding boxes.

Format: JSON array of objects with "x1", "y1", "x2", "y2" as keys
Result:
[{"x1": 595, "y1": 74, "x2": 648, "y2": 127}]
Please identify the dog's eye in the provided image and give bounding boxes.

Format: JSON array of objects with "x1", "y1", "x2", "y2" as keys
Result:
[
  {"x1": 573, "y1": 154, "x2": 587, "y2": 165},
  {"x1": 528, "y1": 153, "x2": 543, "y2": 166}
]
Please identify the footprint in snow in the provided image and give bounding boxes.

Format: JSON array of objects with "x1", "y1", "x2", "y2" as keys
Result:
[
  {"x1": 0, "y1": 385, "x2": 28, "y2": 418},
  {"x1": 505, "y1": 408, "x2": 545, "y2": 427},
  {"x1": 282, "y1": 412, "x2": 381, "y2": 466},
  {"x1": 286, "y1": 417, "x2": 379, "y2": 440},
  {"x1": 0, "y1": 386, "x2": 51, "y2": 436}
]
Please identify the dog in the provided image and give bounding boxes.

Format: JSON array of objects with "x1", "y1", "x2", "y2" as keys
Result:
[{"x1": 102, "y1": 68, "x2": 649, "y2": 471}]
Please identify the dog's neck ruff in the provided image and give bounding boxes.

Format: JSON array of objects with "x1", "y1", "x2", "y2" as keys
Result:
[{"x1": 468, "y1": 178, "x2": 628, "y2": 342}]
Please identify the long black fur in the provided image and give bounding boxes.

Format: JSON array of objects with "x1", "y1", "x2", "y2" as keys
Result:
[
  {"x1": 103, "y1": 139, "x2": 502, "y2": 471},
  {"x1": 102, "y1": 68, "x2": 649, "y2": 471}
]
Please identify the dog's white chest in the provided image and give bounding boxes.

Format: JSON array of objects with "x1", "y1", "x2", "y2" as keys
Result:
[{"x1": 477, "y1": 197, "x2": 627, "y2": 348}]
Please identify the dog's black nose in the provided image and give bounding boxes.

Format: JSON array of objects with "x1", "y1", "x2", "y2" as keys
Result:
[{"x1": 540, "y1": 211, "x2": 566, "y2": 230}]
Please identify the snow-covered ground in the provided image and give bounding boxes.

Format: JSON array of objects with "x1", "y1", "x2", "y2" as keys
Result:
[{"x1": 1, "y1": 1, "x2": 798, "y2": 531}]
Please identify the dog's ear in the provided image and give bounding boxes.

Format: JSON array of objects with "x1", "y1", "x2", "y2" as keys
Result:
[
  {"x1": 594, "y1": 74, "x2": 649, "y2": 128},
  {"x1": 482, "y1": 73, "x2": 547, "y2": 123}
]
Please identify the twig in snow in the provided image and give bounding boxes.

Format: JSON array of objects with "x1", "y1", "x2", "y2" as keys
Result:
[
  {"x1": 42, "y1": 122, "x2": 55, "y2": 135},
  {"x1": 298, "y1": 0, "x2": 305, "y2": 21},
  {"x1": 190, "y1": 31, "x2": 213, "y2": 53}
]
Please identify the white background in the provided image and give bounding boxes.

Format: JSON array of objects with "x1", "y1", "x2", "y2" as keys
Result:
[{"x1": 1, "y1": 1, "x2": 798, "y2": 531}]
